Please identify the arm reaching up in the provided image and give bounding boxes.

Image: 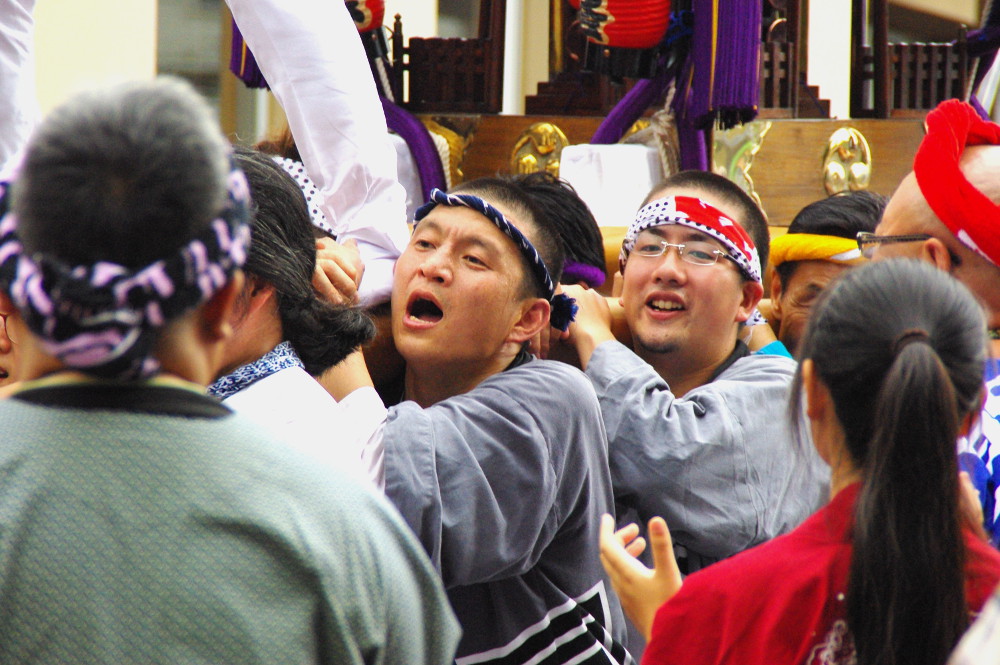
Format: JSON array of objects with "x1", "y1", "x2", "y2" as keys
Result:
[{"x1": 225, "y1": 0, "x2": 410, "y2": 304}]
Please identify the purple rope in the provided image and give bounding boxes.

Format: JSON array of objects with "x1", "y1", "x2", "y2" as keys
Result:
[
  {"x1": 380, "y1": 97, "x2": 447, "y2": 202},
  {"x1": 673, "y1": 62, "x2": 710, "y2": 171},
  {"x1": 591, "y1": 70, "x2": 671, "y2": 144}
]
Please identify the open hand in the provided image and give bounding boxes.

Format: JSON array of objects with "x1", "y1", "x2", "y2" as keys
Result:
[{"x1": 599, "y1": 514, "x2": 682, "y2": 641}]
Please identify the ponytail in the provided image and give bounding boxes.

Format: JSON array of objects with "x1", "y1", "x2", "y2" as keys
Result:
[
  {"x1": 279, "y1": 297, "x2": 375, "y2": 376},
  {"x1": 233, "y1": 145, "x2": 375, "y2": 377},
  {"x1": 847, "y1": 340, "x2": 966, "y2": 665},
  {"x1": 794, "y1": 259, "x2": 987, "y2": 665}
]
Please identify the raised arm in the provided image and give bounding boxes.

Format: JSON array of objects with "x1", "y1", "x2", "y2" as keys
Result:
[
  {"x1": 224, "y1": 0, "x2": 410, "y2": 304},
  {"x1": 0, "y1": 0, "x2": 38, "y2": 179}
]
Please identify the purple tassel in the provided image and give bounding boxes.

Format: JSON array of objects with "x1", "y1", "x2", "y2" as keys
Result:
[
  {"x1": 380, "y1": 97, "x2": 447, "y2": 202},
  {"x1": 689, "y1": 0, "x2": 761, "y2": 129},
  {"x1": 229, "y1": 19, "x2": 269, "y2": 89}
]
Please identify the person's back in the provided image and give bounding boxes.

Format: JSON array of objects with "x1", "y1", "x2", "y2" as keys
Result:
[
  {"x1": 0, "y1": 78, "x2": 459, "y2": 664},
  {"x1": 0, "y1": 393, "x2": 453, "y2": 663}
]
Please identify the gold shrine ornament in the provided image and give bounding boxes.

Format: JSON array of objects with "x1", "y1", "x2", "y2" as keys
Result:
[
  {"x1": 510, "y1": 122, "x2": 570, "y2": 176},
  {"x1": 823, "y1": 127, "x2": 872, "y2": 195}
]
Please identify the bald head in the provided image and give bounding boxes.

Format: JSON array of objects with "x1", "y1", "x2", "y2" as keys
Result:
[
  {"x1": 877, "y1": 144, "x2": 1000, "y2": 326},
  {"x1": 959, "y1": 144, "x2": 1000, "y2": 202}
]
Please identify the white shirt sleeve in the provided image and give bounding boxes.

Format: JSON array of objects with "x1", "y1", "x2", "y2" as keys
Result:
[
  {"x1": 0, "y1": 0, "x2": 39, "y2": 180},
  {"x1": 336, "y1": 386, "x2": 387, "y2": 492},
  {"x1": 224, "y1": 0, "x2": 410, "y2": 305}
]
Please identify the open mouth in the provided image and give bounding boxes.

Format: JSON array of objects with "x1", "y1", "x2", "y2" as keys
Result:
[
  {"x1": 408, "y1": 297, "x2": 444, "y2": 323},
  {"x1": 648, "y1": 298, "x2": 685, "y2": 312}
]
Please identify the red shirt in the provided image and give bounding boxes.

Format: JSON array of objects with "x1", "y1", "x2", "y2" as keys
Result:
[{"x1": 642, "y1": 483, "x2": 1000, "y2": 665}]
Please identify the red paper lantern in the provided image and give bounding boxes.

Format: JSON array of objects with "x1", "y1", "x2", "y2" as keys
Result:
[
  {"x1": 347, "y1": 0, "x2": 385, "y2": 33},
  {"x1": 579, "y1": 0, "x2": 671, "y2": 49}
]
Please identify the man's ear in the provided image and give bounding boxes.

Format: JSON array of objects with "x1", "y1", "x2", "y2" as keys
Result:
[
  {"x1": 735, "y1": 280, "x2": 765, "y2": 323},
  {"x1": 767, "y1": 266, "x2": 784, "y2": 322},
  {"x1": 507, "y1": 298, "x2": 551, "y2": 344},
  {"x1": 920, "y1": 237, "x2": 955, "y2": 273},
  {"x1": 201, "y1": 271, "x2": 245, "y2": 342}
]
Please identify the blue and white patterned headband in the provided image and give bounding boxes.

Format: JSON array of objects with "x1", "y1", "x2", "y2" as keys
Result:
[
  {"x1": 415, "y1": 188, "x2": 578, "y2": 331},
  {"x1": 0, "y1": 162, "x2": 252, "y2": 380}
]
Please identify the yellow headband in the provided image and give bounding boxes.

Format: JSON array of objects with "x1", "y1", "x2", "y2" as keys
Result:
[{"x1": 769, "y1": 233, "x2": 866, "y2": 268}]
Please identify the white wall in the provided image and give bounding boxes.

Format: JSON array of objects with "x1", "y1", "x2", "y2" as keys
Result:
[
  {"x1": 385, "y1": 0, "x2": 438, "y2": 40},
  {"x1": 34, "y1": 0, "x2": 158, "y2": 115},
  {"x1": 807, "y1": 0, "x2": 852, "y2": 119},
  {"x1": 891, "y1": 0, "x2": 980, "y2": 24}
]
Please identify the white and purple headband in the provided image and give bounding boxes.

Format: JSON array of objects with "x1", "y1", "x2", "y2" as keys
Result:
[
  {"x1": 0, "y1": 162, "x2": 252, "y2": 380},
  {"x1": 415, "y1": 188, "x2": 578, "y2": 331}
]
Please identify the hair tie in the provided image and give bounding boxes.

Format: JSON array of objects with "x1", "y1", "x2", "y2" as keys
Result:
[
  {"x1": 891, "y1": 328, "x2": 931, "y2": 356},
  {"x1": 415, "y1": 188, "x2": 577, "y2": 332}
]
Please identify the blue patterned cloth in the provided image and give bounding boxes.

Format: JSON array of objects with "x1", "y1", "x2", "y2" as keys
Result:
[
  {"x1": 208, "y1": 341, "x2": 304, "y2": 401},
  {"x1": 960, "y1": 359, "x2": 1000, "y2": 546}
]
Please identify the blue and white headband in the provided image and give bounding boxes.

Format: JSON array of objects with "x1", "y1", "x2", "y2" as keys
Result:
[
  {"x1": 414, "y1": 188, "x2": 578, "y2": 331},
  {"x1": 0, "y1": 162, "x2": 252, "y2": 380}
]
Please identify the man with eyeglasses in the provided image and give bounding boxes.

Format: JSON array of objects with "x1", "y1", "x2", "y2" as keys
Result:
[
  {"x1": 562, "y1": 180, "x2": 827, "y2": 578},
  {"x1": 867, "y1": 99, "x2": 1000, "y2": 545}
]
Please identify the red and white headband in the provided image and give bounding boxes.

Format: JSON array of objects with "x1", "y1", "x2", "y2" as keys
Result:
[{"x1": 620, "y1": 195, "x2": 762, "y2": 283}]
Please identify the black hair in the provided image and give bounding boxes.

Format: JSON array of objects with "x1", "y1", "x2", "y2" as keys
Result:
[
  {"x1": 234, "y1": 147, "x2": 374, "y2": 375},
  {"x1": 791, "y1": 259, "x2": 986, "y2": 665},
  {"x1": 451, "y1": 177, "x2": 566, "y2": 299},
  {"x1": 646, "y1": 170, "x2": 771, "y2": 272},
  {"x1": 12, "y1": 77, "x2": 229, "y2": 268},
  {"x1": 508, "y1": 172, "x2": 607, "y2": 281},
  {"x1": 776, "y1": 190, "x2": 886, "y2": 284}
]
